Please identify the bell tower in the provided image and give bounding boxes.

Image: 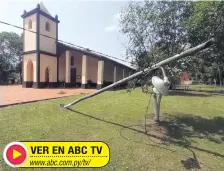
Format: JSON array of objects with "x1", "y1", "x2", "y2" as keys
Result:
[{"x1": 21, "y1": 2, "x2": 60, "y2": 88}]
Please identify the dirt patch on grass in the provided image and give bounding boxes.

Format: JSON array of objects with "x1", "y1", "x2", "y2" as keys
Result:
[
  {"x1": 144, "y1": 117, "x2": 168, "y2": 143},
  {"x1": 58, "y1": 91, "x2": 66, "y2": 95}
]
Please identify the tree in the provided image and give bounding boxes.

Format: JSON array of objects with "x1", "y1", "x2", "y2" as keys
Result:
[
  {"x1": 0, "y1": 32, "x2": 23, "y2": 84},
  {"x1": 119, "y1": 1, "x2": 191, "y2": 89},
  {"x1": 120, "y1": 1, "x2": 224, "y2": 88},
  {"x1": 185, "y1": 1, "x2": 224, "y2": 86}
]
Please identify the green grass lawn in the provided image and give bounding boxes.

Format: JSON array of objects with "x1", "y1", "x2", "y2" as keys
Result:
[
  {"x1": 0, "y1": 88, "x2": 224, "y2": 171},
  {"x1": 181, "y1": 84, "x2": 224, "y2": 92}
]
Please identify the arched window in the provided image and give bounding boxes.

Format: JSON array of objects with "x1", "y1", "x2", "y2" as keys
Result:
[
  {"x1": 45, "y1": 22, "x2": 50, "y2": 32},
  {"x1": 28, "y1": 19, "x2": 32, "y2": 29}
]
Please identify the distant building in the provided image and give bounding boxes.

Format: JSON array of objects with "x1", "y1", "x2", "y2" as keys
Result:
[{"x1": 21, "y1": 2, "x2": 135, "y2": 89}]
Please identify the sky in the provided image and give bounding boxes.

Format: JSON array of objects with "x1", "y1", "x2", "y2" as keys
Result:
[{"x1": 0, "y1": 0, "x2": 132, "y2": 66}]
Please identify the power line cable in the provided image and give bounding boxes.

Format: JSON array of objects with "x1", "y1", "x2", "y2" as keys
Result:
[{"x1": 0, "y1": 20, "x2": 132, "y2": 65}]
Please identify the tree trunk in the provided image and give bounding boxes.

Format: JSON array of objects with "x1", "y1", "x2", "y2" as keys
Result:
[
  {"x1": 218, "y1": 66, "x2": 222, "y2": 86},
  {"x1": 20, "y1": 72, "x2": 22, "y2": 84}
]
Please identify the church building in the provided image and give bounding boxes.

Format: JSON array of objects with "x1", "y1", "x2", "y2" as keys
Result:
[{"x1": 21, "y1": 3, "x2": 135, "y2": 89}]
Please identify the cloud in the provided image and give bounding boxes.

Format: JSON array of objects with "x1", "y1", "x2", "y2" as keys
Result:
[
  {"x1": 104, "y1": 12, "x2": 121, "y2": 33},
  {"x1": 113, "y1": 12, "x2": 121, "y2": 21},
  {"x1": 104, "y1": 25, "x2": 118, "y2": 32}
]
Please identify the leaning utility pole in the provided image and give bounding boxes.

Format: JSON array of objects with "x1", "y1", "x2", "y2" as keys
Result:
[{"x1": 63, "y1": 39, "x2": 214, "y2": 108}]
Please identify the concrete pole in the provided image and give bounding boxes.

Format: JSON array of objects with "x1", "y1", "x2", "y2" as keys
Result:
[
  {"x1": 63, "y1": 38, "x2": 214, "y2": 108},
  {"x1": 153, "y1": 93, "x2": 162, "y2": 122},
  {"x1": 81, "y1": 55, "x2": 87, "y2": 88},
  {"x1": 65, "y1": 50, "x2": 71, "y2": 84},
  {"x1": 97, "y1": 60, "x2": 104, "y2": 89}
]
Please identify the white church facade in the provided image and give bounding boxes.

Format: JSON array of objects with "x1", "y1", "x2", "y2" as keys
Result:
[{"x1": 21, "y1": 3, "x2": 135, "y2": 89}]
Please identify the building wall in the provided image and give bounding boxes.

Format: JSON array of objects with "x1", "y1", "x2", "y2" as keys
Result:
[
  {"x1": 58, "y1": 52, "x2": 65, "y2": 82},
  {"x1": 58, "y1": 50, "x2": 134, "y2": 86},
  {"x1": 23, "y1": 53, "x2": 37, "y2": 82},
  {"x1": 116, "y1": 65, "x2": 123, "y2": 81},
  {"x1": 58, "y1": 51, "x2": 83, "y2": 83},
  {"x1": 103, "y1": 61, "x2": 114, "y2": 83},
  {"x1": 129, "y1": 69, "x2": 134, "y2": 75},
  {"x1": 40, "y1": 54, "x2": 57, "y2": 82},
  {"x1": 39, "y1": 14, "x2": 57, "y2": 54},
  {"x1": 70, "y1": 51, "x2": 82, "y2": 83},
  {"x1": 86, "y1": 56, "x2": 98, "y2": 83},
  {"x1": 124, "y1": 68, "x2": 130, "y2": 77},
  {"x1": 24, "y1": 13, "x2": 37, "y2": 52}
]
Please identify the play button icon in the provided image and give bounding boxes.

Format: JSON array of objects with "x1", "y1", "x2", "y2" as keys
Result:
[
  {"x1": 13, "y1": 149, "x2": 22, "y2": 159},
  {"x1": 3, "y1": 142, "x2": 28, "y2": 167}
]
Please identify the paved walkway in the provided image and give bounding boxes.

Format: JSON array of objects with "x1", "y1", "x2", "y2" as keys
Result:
[{"x1": 0, "y1": 85, "x2": 96, "y2": 107}]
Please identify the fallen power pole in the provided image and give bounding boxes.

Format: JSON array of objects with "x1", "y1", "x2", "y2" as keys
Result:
[{"x1": 63, "y1": 38, "x2": 214, "y2": 108}]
